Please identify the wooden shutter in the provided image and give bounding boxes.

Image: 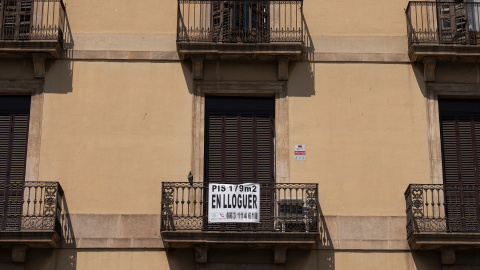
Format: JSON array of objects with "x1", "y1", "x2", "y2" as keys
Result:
[
  {"x1": 1, "y1": 0, "x2": 32, "y2": 40},
  {"x1": 205, "y1": 97, "x2": 275, "y2": 230},
  {"x1": 251, "y1": 2, "x2": 269, "y2": 42},
  {"x1": 0, "y1": 96, "x2": 30, "y2": 231},
  {"x1": 211, "y1": 1, "x2": 270, "y2": 43},
  {"x1": 438, "y1": 1, "x2": 469, "y2": 43},
  {"x1": 206, "y1": 112, "x2": 274, "y2": 185},
  {"x1": 212, "y1": 1, "x2": 231, "y2": 42},
  {"x1": 440, "y1": 100, "x2": 480, "y2": 232}
]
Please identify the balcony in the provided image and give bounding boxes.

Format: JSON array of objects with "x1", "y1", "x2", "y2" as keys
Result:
[
  {"x1": 176, "y1": 0, "x2": 304, "y2": 62},
  {"x1": 161, "y1": 182, "x2": 319, "y2": 251},
  {"x1": 0, "y1": 0, "x2": 66, "y2": 59},
  {"x1": 406, "y1": 1, "x2": 480, "y2": 62},
  {"x1": 405, "y1": 184, "x2": 480, "y2": 250},
  {"x1": 0, "y1": 181, "x2": 64, "y2": 249}
]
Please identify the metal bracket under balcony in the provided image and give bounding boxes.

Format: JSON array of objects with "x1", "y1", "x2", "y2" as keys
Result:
[
  {"x1": 406, "y1": 1, "x2": 480, "y2": 62},
  {"x1": 161, "y1": 182, "x2": 319, "y2": 249},
  {"x1": 177, "y1": 0, "x2": 304, "y2": 61},
  {"x1": 405, "y1": 184, "x2": 480, "y2": 250}
]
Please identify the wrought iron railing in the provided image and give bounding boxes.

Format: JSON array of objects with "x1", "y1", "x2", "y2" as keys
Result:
[
  {"x1": 177, "y1": 0, "x2": 304, "y2": 43},
  {"x1": 406, "y1": 1, "x2": 480, "y2": 48},
  {"x1": 161, "y1": 182, "x2": 318, "y2": 232},
  {"x1": 405, "y1": 184, "x2": 480, "y2": 238},
  {"x1": 0, "y1": 181, "x2": 63, "y2": 233},
  {"x1": 0, "y1": 0, "x2": 66, "y2": 42}
]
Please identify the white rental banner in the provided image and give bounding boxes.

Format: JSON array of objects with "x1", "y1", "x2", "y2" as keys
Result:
[{"x1": 208, "y1": 183, "x2": 260, "y2": 223}]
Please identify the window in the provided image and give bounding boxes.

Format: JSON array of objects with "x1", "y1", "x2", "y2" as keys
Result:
[
  {"x1": 205, "y1": 97, "x2": 275, "y2": 185},
  {"x1": 204, "y1": 96, "x2": 275, "y2": 229},
  {"x1": 212, "y1": 1, "x2": 269, "y2": 43},
  {"x1": 439, "y1": 99, "x2": 480, "y2": 231},
  {"x1": 0, "y1": 0, "x2": 32, "y2": 40},
  {"x1": 0, "y1": 96, "x2": 30, "y2": 230}
]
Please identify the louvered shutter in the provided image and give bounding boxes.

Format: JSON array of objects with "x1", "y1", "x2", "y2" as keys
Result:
[
  {"x1": 251, "y1": 2, "x2": 269, "y2": 42},
  {"x1": 438, "y1": 1, "x2": 468, "y2": 44},
  {"x1": 0, "y1": 96, "x2": 30, "y2": 231},
  {"x1": 1, "y1": 0, "x2": 32, "y2": 40},
  {"x1": 206, "y1": 112, "x2": 274, "y2": 185},
  {"x1": 440, "y1": 100, "x2": 480, "y2": 232},
  {"x1": 205, "y1": 97, "x2": 275, "y2": 230},
  {"x1": 212, "y1": 1, "x2": 231, "y2": 42}
]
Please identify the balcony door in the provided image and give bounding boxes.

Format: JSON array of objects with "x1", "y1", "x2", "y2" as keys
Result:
[
  {"x1": 0, "y1": 0, "x2": 32, "y2": 40},
  {"x1": 212, "y1": 1, "x2": 269, "y2": 43},
  {"x1": 439, "y1": 99, "x2": 480, "y2": 232},
  {"x1": 437, "y1": 0, "x2": 473, "y2": 44},
  {"x1": 204, "y1": 97, "x2": 275, "y2": 230},
  {"x1": 0, "y1": 96, "x2": 30, "y2": 231}
]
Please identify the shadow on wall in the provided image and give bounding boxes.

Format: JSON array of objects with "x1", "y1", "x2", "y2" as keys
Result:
[
  {"x1": 412, "y1": 250, "x2": 441, "y2": 270},
  {"x1": 22, "y1": 194, "x2": 76, "y2": 270},
  {"x1": 288, "y1": 62, "x2": 315, "y2": 97},
  {"x1": 167, "y1": 248, "x2": 196, "y2": 270},
  {"x1": 44, "y1": 7, "x2": 74, "y2": 94},
  {"x1": 54, "y1": 193, "x2": 77, "y2": 270},
  {"x1": 182, "y1": 62, "x2": 195, "y2": 95},
  {"x1": 285, "y1": 11, "x2": 316, "y2": 98},
  {"x1": 412, "y1": 63, "x2": 427, "y2": 99}
]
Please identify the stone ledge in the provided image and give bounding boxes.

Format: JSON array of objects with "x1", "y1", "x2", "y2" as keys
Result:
[
  {"x1": 162, "y1": 231, "x2": 318, "y2": 249},
  {"x1": 0, "y1": 40, "x2": 62, "y2": 58},
  {"x1": 0, "y1": 231, "x2": 60, "y2": 248},
  {"x1": 73, "y1": 237, "x2": 164, "y2": 249},
  {"x1": 408, "y1": 232, "x2": 480, "y2": 250},
  {"x1": 409, "y1": 44, "x2": 480, "y2": 62}
]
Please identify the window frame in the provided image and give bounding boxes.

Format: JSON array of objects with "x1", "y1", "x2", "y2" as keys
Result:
[
  {"x1": 427, "y1": 83, "x2": 480, "y2": 184},
  {"x1": 192, "y1": 81, "x2": 289, "y2": 184},
  {"x1": 0, "y1": 79, "x2": 43, "y2": 183}
]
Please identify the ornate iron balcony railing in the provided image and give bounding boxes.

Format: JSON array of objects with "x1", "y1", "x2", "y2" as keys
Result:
[
  {"x1": 0, "y1": 181, "x2": 63, "y2": 233},
  {"x1": 406, "y1": 1, "x2": 480, "y2": 48},
  {"x1": 405, "y1": 184, "x2": 480, "y2": 238},
  {"x1": 161, "y1": 182, "x2": 318, "y2": 232},
  {"x1": 0, "y1": 0, "x2": 66, "y2": 42},
  {"x1": 177, "y1": 0, "x2": 304, "y2": 43}
]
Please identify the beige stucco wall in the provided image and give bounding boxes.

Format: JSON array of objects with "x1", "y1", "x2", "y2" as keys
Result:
[
  {"x1": 288, "y1": 62, "x2": 429, "y2": 217},
  {"x1": 33, "y1": 60, "x2": 430, "y2": 218},
  {"x1": 3, "y1": 0, "x2": 476, "y2": 269},
  {"x1": 39, "y1": 61, "x2": 191, "y2": 215}
]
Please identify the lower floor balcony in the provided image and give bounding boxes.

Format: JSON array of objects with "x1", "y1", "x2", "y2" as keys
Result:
[
  {"x1": 161, "y1": 182, "x2": 319, "y2": 250},
  {"x1": 0, "y1": 181, "x2": 63, "y2": 249},
  {"x1": 405, "y1": 184, "x2": 480, "y2": 250}
]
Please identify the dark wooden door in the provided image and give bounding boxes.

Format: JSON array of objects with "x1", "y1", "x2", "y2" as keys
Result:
[
  {"x1": 439, "y1": 99, "x2": 480, "y2": 232},
  {"x1": 0, "y1": 96, "x2": 30, "y2": 231},
  {"x1": 205, "y1": 97, "x2": 275, "y2": 230}
]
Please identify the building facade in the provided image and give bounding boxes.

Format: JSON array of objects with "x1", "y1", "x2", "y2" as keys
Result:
[{"x1": 0, "y1": 0, "x2": 480, "y2": 269}]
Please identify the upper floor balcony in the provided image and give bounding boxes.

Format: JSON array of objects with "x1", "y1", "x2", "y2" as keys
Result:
[
  {"x1": 176, "y1": 0, "x2": 305, "y2": 62},
  {"x1": 406, "y1": 1, "x2": 480, "y2": 62},
  {"x1": 405, "y1": 184, "x2": 480, "y2": 250},
  {"x1": 161, "y1": 182, "x2": 319, "y2": 255},
  {"x1": 0, "y1": 181, "x2": 64, "y2": 249},
  {"x1": 0, "y1": 0, "x2": 66, "y2": 59}
]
